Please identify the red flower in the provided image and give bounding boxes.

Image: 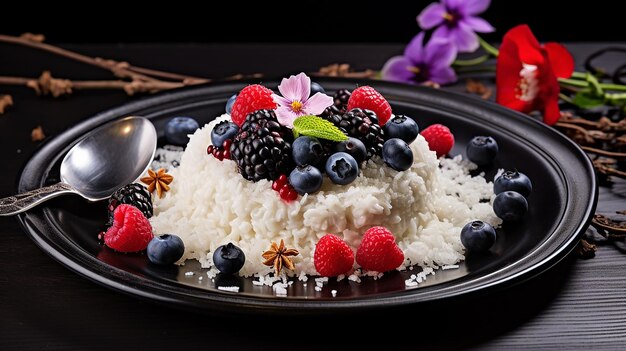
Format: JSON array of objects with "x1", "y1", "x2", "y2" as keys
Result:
[{"x1": 496, "y1": 25, "x2": 574, "y2": 125}]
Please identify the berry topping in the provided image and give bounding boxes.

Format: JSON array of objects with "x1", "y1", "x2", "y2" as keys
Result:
[
  {"x1": 147, "y1": 234, "x2": 185, "y2": 265},
  {"x1": 229, "y1": 109, "x2": 294, "y2": 182},
  {"x1": 333, "y1": 137, "x2": 367, "y2": 164},
  {"x1": 460, "y1": 221, "x2": 496, "y2": 253},
  {"x1": 382, "y1": 138, "x2": 413, "y2": 171},
  {"x1": 321, "y1": 108, "x2": 385, "y2": 160},
  {"x1": 107, "y1": 183, "x2": 153, "y2": 227},
  {"x1": 466, "y1": 136, "x2": 499, "y2": 166},
  {"x1": 310, "y1": 81, "x2": 326, "y2": 95},
  {"x1": 420, "y1": 124, "x2": 455, "y2": 158},
  {"x1": 165, "y1": 117, "x2": 200, "y2": 146},
  {"x1": 230, "y1": 84, "x2": 277, "y2": 126},
  {"x1": 493, "y1": 191, "x2": 528, "y2": 221},
  {"x1": 314, "y1": 234, "x2": 354, "y2": 277},
  {"x1": 278, "y1": 183, "x2": 299, "y2": 202},
  {"x1": 211, "y1": 121, "x2": 239, "y2": 148},
  {"x1": 494, "y1": 170, "x2": 532, "y2": 198},
  {"x1": 289, "y1": 165, "x2": 323, "y2": 195},
  {"x1": 292, "y1": 136, "x2": 324, "y2": 166},
  {"x1": 104, "y1": 204, "x2": 154, "y2": 252},
  {"x1": 325, "y1": 152, "x2": 359, "y2": 185},
  {"x1": 346, "y1": 86, "x2": 393, "y2": 125},
  {"x1": 383, "y1": 115, "x2": 419, "y2": 144},
  {"x1": 356, "y1": 226, "x2": 404, "y2": 272},
  {"x1": 213, "y1": 243, "x2": 246, "y2": 275},
  {"x1": 225, "y1": 94, "x2": 237, "y2": 114}
]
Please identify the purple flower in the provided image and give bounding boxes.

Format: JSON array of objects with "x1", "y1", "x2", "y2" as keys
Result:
[
  {"x1": 381, "y1": 32, "x2": 457, "y2": 85},
  {"x1": 417, "y1": 0, "x2": 495, "y2": 53},
  {"x1": 272, "y1": 72, "x2": 333, "y2": 128}
]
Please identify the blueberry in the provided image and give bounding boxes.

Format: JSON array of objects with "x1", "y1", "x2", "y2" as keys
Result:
[
  {"x1": 466, "y1": 136, "x2": 499, "y2": 166},
  {"x1": 325, "y1": 152, "x2": 359, "y2": 185},
  {"x1": 225, "y1": 94, "x2": 237, "y2": 114},
  {"x1": 310, "y1": 82, "x2": 326, "y2": 95},
  {"x1": 382, "y1": 138, "x2": 413, "y2": 171},
  {"x1": 292, "y1": 136, "x2": 324, "y2": 166},
  {"x1": 289, "y1": 165, "x2": 323, "y2": 194},
  {"x1": 211, "y1": 121, "x2": 239, "y2": 148},
  {"x1": 165, "y1": 117, "x2": 200, "y2": 146},
  {"x1": 460, "y1": 221, "x2": 496, "y2": 253},
  {"x1": 493, "y1": 191, "x2": 528, "y2": 221},
  {"x1": 334, "y1": 137, "x2": 367, "y2": 164},
  {"x1": 494, "y1": 170, "x2": 532, "y2": 198},
  {"x1": 213, "y1": 243, "x2": 246, "y2": 275},
  {"x1": 147, "y1": 234, "x2": 185, "y2": 265},
  {"x1": 383, "y1": 115, "x2": 419, "y2": 144}
]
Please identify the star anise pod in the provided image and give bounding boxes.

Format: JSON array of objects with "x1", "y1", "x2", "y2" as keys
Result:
[
  {"x1": 140, "y1": 168, "x2": 173, "y2": 198},
  {"x1": 262, "y1": 239, "x2": 299, "y2": 276}
]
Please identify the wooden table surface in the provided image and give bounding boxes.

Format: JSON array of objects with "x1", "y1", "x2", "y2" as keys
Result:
[{"x1": 0, "y1": 43, "x2": 624, "y2": 350}]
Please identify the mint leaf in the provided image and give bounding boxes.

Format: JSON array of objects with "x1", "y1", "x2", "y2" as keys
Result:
[
  {"x1": 573, "y1": 89, "x2": 605, "y2": 109},
  {"x1": 292, "y1": 115, "x2": 348, "y2": 142}
]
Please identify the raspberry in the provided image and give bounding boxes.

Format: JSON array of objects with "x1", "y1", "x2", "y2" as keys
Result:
[
  {"x1": 314, "y1": 234, "x2": 354, "y2": 277},
  {"x1": 420, "y1": 124, "x2": 455, "y2": 158},
  {"x1": 346, "y1": 86, "x2": 392, "y2": 125},
  {"x1": 230, "y1": 84, "x2": 277, "y2": 126},
  {"x1": 104, "y1": 204, "x2": 154, "y2": 252},
  {"x1": 356, "y1": 226, "x2": 404, "y2": 272}
]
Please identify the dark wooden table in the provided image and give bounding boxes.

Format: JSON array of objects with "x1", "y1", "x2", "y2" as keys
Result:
[{"x1": 1, "y1": 43, "x2": 624, "y2": 350}]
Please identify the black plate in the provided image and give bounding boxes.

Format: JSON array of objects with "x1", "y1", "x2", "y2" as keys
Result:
[{"x1": 16, "y1": 78, "x2": 596, "y2": 315}]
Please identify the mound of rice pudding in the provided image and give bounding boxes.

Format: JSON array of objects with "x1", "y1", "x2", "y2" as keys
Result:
[{"x1": 150, "y1": 114, "x2": 501, "y2": 279}]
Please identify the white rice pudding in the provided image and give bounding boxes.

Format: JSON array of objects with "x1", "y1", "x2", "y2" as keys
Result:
[{"x1": 150, "y1": 114, "x2": 501, "y2": 278}]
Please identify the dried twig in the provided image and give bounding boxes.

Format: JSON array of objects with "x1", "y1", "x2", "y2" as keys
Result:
[
  {"x1": 465, "y1": 79, "x2": 493, "y2": 99},
  {"x1": 313, "y1": 63, "x2": 378, "y2": 79},
  {"x1": 0, "y1": 95, "x2": 13, "y2": 113},
  {"x1": 0, "y1": 34, "x2": 209, "y2": 83},
  {"x1": 30, "y1": 125, "x2": 45, "y2": 141}
]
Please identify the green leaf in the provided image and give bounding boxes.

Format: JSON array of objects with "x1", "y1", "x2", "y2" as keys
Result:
[
  {"x1": 572, "y1": 89, "x2": 605, "y2": 109},
  {"x1": 292, "y1": 115, "x2": 348, "y2": 142},
  {"x1": 586, "y1": 73, "x2": 604, "y2": 96}
]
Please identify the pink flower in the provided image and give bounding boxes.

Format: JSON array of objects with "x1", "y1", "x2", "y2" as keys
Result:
[{"x1": 272, "y1": 73, "x2": 333, "y2": 128}]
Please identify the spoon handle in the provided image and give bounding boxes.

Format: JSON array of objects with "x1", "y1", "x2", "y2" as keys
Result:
[{"x1": 0, "y1": 183, "x2": 76, "y2": 216}]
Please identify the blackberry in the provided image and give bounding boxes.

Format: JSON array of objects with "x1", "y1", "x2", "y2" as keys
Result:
[
  {"x1": 320, "y1": 89, "x2": 352, "y2": 118},
  {"x1": 323, "y1": 108, "x2": 385, "y2": 160},
  {"x1": 107, "y1": 183, "x2": 153, "y2": 226},
  {"x1": 230, "y1": 109, "x2": 294, "y2": 182},
  {"x1": 333, "y1": 89, "x2": 351, "y2": 110}
]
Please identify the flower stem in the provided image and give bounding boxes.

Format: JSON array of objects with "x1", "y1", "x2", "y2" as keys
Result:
[
  {"x1": 559, "y1": 93, "x2": 574, "y2": 104},
  {"x1": 478, "y1": 37, "x2": 500, "y2": 57},
  {"x1": 559, "y1": 77, "x2": 626, "y2": 91},
  {"x1": 453, "y1": 55, "x2": 491, "y2": 67}
]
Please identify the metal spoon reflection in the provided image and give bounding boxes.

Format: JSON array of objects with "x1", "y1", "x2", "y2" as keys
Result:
[{"x1": 0, "y1": 116, "x2": 157, "y2": 216}]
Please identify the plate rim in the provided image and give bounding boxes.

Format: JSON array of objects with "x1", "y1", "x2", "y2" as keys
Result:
[{"x1": 15, "y1": 77, "x2": 598, "y2": 314}]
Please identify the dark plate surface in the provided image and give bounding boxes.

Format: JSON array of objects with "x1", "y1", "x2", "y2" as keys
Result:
[{"x1": 16, "y1": 78, "x2": 596, "y2": 315}]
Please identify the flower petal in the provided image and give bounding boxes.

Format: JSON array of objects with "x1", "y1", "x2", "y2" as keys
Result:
[
  {"x1": 303, "y1": 93, "x2": 333, "y2": 115},
  {"x1": 424, "y1": 39, "x2": 457, "y2": 67},
  {"x1": 544, "y1": 42, "x2": 574, "y2": 79},
  {"x1": 381, "y1": 56, "x2": 416, "y2": 83},
  {"x1": 459, "y1": 0, "x2": 491, "y2": 15},
  {"x1": 417, "y1": 3, "x2": 446, "y2": 30},
  {"x1": 543, "y1": 97, "x2": 561, "y2": 125},
  {"x1": 449, "y1": 22, "x2": 479, "y2": 53},
  {"x1": 462, "y1": 16, "x2": 495, "y2": 33},
  {"x1": 277, "y1": 72, "x2": 311, "y2": 102},
  {"x1": 428, "y1": 66, "x2": 458, "y2": 85},
  {"x1": 275, "y1": 105, "x2": 300, "y2": 128},
  {"x1": 272, "y1": 93, "x2": 292, "y2": 107},
  {"x1": 503, "y1": 25, "x2": 543, "y2": 65},
  {"x1": 443, "y1": 0, "x2": 464, "y2": 11},
  {"x1": 403, "y1": 32, "x2": 426, "y2": 63}
]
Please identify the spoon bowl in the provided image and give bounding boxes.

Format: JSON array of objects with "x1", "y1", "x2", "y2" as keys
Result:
[{"x1": 0, "y1": 116, "x2": 157, "y2": 215}]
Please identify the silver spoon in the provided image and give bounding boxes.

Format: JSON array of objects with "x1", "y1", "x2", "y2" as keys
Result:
[{"x1": 0, "y1": 116, "x2": 157, "y2": 216}]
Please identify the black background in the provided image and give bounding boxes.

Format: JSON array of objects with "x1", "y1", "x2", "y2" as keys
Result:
[{"x1": 0, "y1": 0, "x2": 623, "y2": 43}]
